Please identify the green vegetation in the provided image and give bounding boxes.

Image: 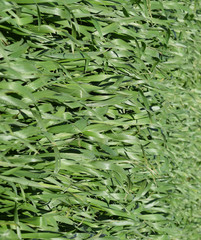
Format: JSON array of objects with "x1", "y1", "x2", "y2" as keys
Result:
[{"x1": 0, "y1": 0, "x2": 200, "y2": 239}]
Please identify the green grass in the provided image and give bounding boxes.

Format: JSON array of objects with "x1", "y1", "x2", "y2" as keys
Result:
[{"x1": 0, "y1": 0, "x2": 201, "y2": 239}]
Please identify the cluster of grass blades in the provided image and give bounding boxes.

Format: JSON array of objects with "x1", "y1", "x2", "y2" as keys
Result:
[{"x1": 0, "y1": 0, "x2": 200, "y2": 239}]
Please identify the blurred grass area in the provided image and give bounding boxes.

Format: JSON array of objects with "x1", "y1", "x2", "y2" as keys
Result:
[{"x1": 0, "y1": 0, "x2": 200, "y2": 239}]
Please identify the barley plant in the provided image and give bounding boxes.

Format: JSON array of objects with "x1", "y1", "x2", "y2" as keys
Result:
[{"x1": 0, "y1": 0, "x2": 200, "y2": 239}]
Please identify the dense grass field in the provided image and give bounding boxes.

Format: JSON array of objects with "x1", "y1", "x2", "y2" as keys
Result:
[{"x1": 0, "y1": 0, "x2": 201, "y2": 239}]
